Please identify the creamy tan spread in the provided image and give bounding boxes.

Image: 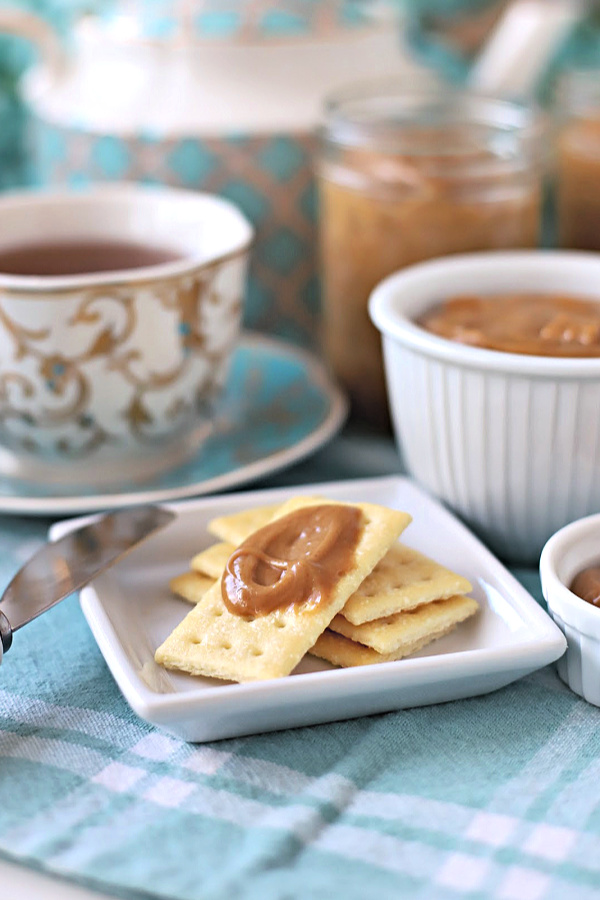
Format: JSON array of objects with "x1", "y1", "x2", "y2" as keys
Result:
[
  {"x1": 221, "y1": 504, "x2": 365, "y2": 617},
  {"x1": 417, "y1": 293, "x2": 600, "y2": 357},
  {"x1": 570, "y1": 566, "x2": 600, "y2": 608}
]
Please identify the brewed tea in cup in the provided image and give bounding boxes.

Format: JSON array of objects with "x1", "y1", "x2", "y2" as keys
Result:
[{"x1": 0, "y1": 184, "x2": 253, "y2": 488}]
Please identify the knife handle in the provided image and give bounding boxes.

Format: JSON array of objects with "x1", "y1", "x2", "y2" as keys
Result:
[{"x1": 0, "y1": 610, "x2": 12, "y2": 663}]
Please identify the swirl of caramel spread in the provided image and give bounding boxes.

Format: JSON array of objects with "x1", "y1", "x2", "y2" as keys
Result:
[
  {"x1": 418, "y1": 294, "x2": 600, "y2": 357},
  {"x1": 221, "y1": 504, "x2": 365, "y2": 617},
  {"x1": 570, "y1": 566, "x2": 600, "y2": 608}
]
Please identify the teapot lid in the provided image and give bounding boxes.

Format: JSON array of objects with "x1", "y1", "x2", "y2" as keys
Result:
[{"x1": 22, "y1": 2, "x2": 415, "y2": 135}]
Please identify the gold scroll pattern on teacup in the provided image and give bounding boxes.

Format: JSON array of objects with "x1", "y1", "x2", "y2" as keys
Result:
[{"x1": 0, "y1": 263, "x2": 242, "y2": 459}]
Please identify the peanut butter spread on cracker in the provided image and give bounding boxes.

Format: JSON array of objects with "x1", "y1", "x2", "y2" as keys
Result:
[{"x1": 221, "y1": 504, "x2": 365, "y2": 616}]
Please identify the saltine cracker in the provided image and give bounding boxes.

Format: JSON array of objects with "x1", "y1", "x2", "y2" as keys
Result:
[
  {"x1": 341, "y1": 543, "x2": 472, "y2": 625},
  {"x1": 170, "y1": 571, "x2": 215, "y2": 604},
  {"x1": 312, "y1": 594, "x2": 478, "y2": 666},
  {"x1": 191, "y1": 542, "x2": 235, "y2": 578},
  {"x1": 207, "y1": 504, "x2": 282, "y2": 544},
  {"x1": 329, "y1": 594, "x2": 479, "y2": 654},
  {"x1": 204, "y1": 508, "x2": 471, "y2": 626},
  {"x1": 155, "y1": 497, "x2": 411, "y2": 682},
  {"x1": 310, "y1": 628, "x2": 455, "y2": 667}
]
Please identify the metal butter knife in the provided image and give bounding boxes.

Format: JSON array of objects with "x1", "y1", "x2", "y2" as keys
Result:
[{"x1": 0, "y1": 505, "x2": 175, "y2": 664}]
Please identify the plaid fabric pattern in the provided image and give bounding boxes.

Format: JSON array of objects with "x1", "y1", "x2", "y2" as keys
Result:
[{"x1": 1, "y1": 435, "x2": 600, "y2": 900}]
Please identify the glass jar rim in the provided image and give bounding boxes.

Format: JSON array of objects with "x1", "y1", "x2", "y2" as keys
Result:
[{"x1": 322, "y1": 80, "x2": 546, "y2": 159}]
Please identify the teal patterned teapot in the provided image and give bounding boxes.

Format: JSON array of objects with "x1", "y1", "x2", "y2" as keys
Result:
[{"x1": 0, "y1": 0, "x2": 417, "y2": 348}]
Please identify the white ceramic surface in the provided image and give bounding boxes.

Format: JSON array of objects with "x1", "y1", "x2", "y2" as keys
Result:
[
  {"x1": 0, "y1": 184, "x2": 252, "y2": 487},
  {"x1": 15, "y1": 10, "x2": 418, "y2": 136},
  {"x1": 369, "y1": 250, "x2": 600, "y2": 565},
  {"x1": 49, "y1": 475, "x2": 566, "y2": 743},
  {"x1": 540, "y1": 514, "x2": 600, "y2": 707},
  {"x1": 0, "y1": 333, "x2": 347, "y2": 517}
]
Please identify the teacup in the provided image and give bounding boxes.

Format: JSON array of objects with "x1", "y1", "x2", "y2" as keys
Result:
[{"x1": 0, "y1": 183, "x2": 253, "y2": 488}]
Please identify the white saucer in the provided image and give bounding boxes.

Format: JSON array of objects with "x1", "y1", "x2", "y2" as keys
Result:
[
  {"x1": 50, "y1": 475, "x2": 567, "y2": 743},
  {"x1": 0, "y1": 334, "x2": 347, "y2": 517}
]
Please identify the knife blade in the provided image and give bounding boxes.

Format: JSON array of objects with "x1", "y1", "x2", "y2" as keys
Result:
[{"x1": 0, "y1": 504, "x2": 175, "y2": 660}]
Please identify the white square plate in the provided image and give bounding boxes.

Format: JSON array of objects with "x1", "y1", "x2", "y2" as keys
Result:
[{"x1": 50, "y1": 476, "x2": 567, "y2": 743}]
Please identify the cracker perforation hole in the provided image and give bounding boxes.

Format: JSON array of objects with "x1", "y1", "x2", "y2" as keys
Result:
[
  {"x1": 250, "y1": 648, "x2": 263, "y2": 657},
  {"x1": 221, "y1": 641, "x2": 232, "y2": 650},
  {"x1": 275, "y1": 620, "x2": 286, "y2": 629}
]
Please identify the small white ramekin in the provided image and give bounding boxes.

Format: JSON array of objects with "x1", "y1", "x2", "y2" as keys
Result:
[
  {"x1": 369, "y1": 250, "x2": 600, "y2": 564},
  {"x1": 540, "y1": 516, "x2": 600, "y2": 706}
]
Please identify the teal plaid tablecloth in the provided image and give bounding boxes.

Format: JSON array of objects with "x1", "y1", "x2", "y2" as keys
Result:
[{"x1": 1, "y1": 428, "x2": 600, "y2": 900}]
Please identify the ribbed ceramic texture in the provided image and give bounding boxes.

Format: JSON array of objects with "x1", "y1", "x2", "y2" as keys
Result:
[
  {"x1": 31, "y1": 121, "x2": 318, "y2": 348},
  {"x1": 551, "y1": 611, "x2": 600, "y2": 706},
  {"x1": 383, "y1": 339, "x2": 600, "y2": 564}
]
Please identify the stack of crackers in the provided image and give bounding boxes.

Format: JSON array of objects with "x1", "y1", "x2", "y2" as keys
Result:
[{"x1": 155, "y1": 496, "x2": 479, "y2": 682}]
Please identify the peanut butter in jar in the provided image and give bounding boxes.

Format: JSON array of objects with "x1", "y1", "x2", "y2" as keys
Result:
[
  {"x1": 556, "y1": 70, "x2": 600, "y2": 250},
  {"x1": 318, "y1": 86, "x2": 545, "y2": 427}
]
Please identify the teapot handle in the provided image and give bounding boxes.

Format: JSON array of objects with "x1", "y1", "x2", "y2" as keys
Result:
[{"x1": 0, "y1": 6, "x2": 65, "y2": 77}]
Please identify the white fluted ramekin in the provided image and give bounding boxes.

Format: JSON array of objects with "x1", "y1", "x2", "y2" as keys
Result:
[
  {"x1": 540, "y1": 515, "x2": 600, "y2": 706},
  {"x1": 369, "y1": 251, "x2": 600, "y2": 564}
]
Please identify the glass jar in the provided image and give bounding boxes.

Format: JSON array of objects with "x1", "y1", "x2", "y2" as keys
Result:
[
  {"x1": 318, "y1": 84, "x2": 545, "y2": 427},
  {"x1": 555, "y1": 69, "x2": 600, "y2": 251}
]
